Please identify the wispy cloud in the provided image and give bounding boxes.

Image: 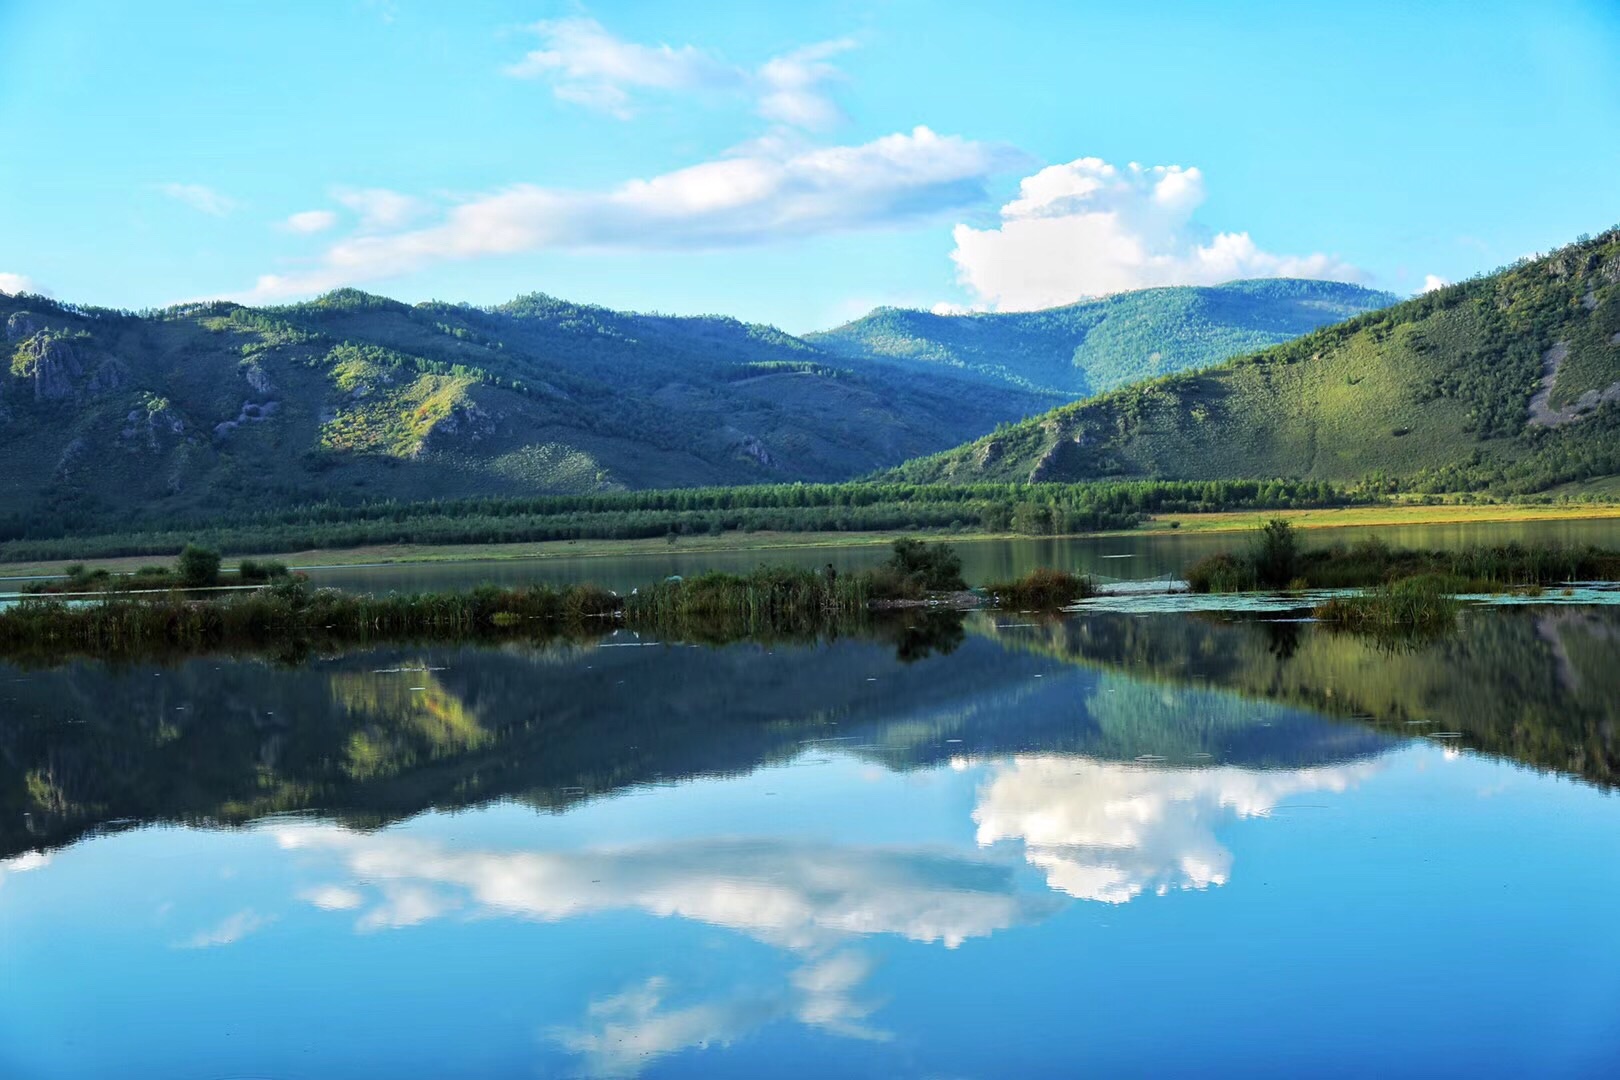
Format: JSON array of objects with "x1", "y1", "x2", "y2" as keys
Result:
[
  {"x1": 177, "y1": 908, "x2": 275, "y2": 949},
  {"x1": 946, "y1": 157, "x2": 1364, "y2": 311},
  {"x1": 332, "y1": 187, "x2": 428, "y2": 231},
  {"x1": 233, "y1": 127, "x2": 1021, "y2": 303},
  {"x1": 504, "y1": 17, "x2": 853, "y2": 130},
  {"x1": 158, "y1": 182, "x2": 236, "y2": 217}
]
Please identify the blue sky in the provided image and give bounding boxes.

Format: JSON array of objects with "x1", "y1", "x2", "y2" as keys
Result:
[{"x1": 1, "y1": 0, "x2": 1617, "y2": 332}]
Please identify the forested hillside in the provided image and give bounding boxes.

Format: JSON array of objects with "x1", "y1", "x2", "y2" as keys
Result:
[
  {"x1": 809, "y1": 279, "x2": 1398, "y2": 396},
  {"x1": 893, "y1": 229, "x2": 1620, "y2": 496},
  {"x1": 0, "y1": 288, "x2": 1055, "y2": 537}
]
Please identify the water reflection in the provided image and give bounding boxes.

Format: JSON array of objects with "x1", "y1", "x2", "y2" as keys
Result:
[
  {"x1": 5, "y1": 606, "x2": 1620, "y2": 1076},
  {"x1": 975, "y1": 755, "x2": 1377, "y2": 903}
]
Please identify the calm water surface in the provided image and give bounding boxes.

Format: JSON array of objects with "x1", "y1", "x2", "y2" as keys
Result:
[
  {"x1": 297, "y1": 516, "x2": 1620, "y2": 594},
  {"x1": 2, "y1": 604, "x2": 1619, "y2": 1077}
]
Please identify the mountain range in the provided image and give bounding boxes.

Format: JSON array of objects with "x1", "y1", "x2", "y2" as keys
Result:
[
  {"x1": 0, "y1": 276, "x2": 1390, "y2": 535},
  {"x1": 895, "y1": 229, "x2": 1620, "y2": 496},
  {"x1": 809, "y1": 279, "x2": 1398, "y2": 397}
]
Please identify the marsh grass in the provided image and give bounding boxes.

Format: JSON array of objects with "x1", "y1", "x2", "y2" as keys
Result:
[
  {"x1": 986, "y1": 568, "x2": 1096, "y2": 609},
  {"x1": 1188, "y1": 522, "x2": 1620, "y2": 594},
  {"x1": 1313, "y1": 575, "x2": 1461, "y2": 635},
  {"x1": 0, "y1": 538, "x2": 973, "y2": 658}
]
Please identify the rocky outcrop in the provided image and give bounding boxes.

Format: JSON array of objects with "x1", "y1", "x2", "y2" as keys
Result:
[
  {"x1": 6, "y1": 312, "x2": 40, "y2": 343},
  {"x1": 13, "y1": 332, "x2": 83, "y2": 401},
  {"x1": 242, "y1": 361, "x2": 275, "y2": 396},
  {"x1": 121, "y1": 398, "x2": 187, "y2": 452},
  {"x1": 213, "y1": 399, "x2": 280, "y2": 440},
  {"x1": 87, "y1": 358, "x2": 128, "y2": 394},
  {"x1": 720, "y1": 427, "x2": 773, "y2": 467}
]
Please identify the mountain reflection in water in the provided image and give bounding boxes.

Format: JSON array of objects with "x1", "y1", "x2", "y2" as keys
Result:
[{"x1": 2, "y1": 607, "x2": 1619, "y2": 1078}]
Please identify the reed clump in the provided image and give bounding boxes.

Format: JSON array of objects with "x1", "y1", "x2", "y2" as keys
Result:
[
  {"x1": 0, "y1": 576, "x2": 623, "y2": 654},
  {"x1": 986, "y1": 567, "x2": 1096, "y2": 609},
  {"x1": 1312, "y1": 575, "x2": 1461, "y2": 634}
]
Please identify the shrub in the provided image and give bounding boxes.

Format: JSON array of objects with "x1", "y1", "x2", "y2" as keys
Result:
[
  {"x1": 237, "y1": 559, "x2": 290, "y2": 583},
  {"x1": 1249, "y1": 518, "x2": 1300, "y2": 588},
  {"x1": 885, "y1": 537, "x2": 966, "y2": 592},
  {"x1": 1185, "y1": 552, "x2": 1254, "y2": 593},
  {"x1": 177, "y1": 544, "x2": 222, "y2": 587}
]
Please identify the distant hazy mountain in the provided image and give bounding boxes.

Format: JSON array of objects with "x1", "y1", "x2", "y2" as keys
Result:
[
  {"x1": 809, "y1": 279, "x2": 1399, "y2": 396},
  {"x1": 890, "y1": 229, "x2": 1620, "y2": 496}
]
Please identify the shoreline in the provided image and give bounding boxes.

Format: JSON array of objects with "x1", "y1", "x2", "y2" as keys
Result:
[{"x1": 3, "y1": 502, "x2": 1620, "y2": 580}]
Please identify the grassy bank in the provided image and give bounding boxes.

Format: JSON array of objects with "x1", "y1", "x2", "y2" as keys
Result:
[
  {"x1": 1135, "y1": 501, "x2": 1620, "y2": 536},
  {"x1": 0, "y1": 539, "x2": 991, "y2": 658},
  {"x1": 5, "y1": 502, "x2": 1620, "y2": 582},
  {"x1": 1187, "y1": 518, "x2": 1620, "y2": 594}
]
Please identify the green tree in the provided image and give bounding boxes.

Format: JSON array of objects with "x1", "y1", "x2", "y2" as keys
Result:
[{"x1": 177, "y1": 544, "x2": 222, "y2": 587}]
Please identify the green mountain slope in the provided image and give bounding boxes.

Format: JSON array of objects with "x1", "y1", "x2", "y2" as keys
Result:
[
  {"x1": 809, "y1": 278, "x2": 1399, "y2": 396},
  {"x1": 892, "y1": 229, "x2": 1620, "y2": 495},
  {"x1": 0, "y1": 288, "x2": 1055, "y2": 534}
]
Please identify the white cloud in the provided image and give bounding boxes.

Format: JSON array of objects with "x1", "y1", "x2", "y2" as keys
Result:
[
  {"x1": 551, "y1": 976, "x2": 784, "y2": 1078},
  {"x1": 1420, "y1": 273, "x2": 1449, "y2": 294},
  {"x1": 550, "y1": 961, "x2": 886, "y2": 1078},
  {"x1": 333, "y1": 187, "x2": 428, "y2": 231},
  {"x1": 756, "y1": 39, "x2": 855, "y2": 131},
  {"x1": 946, "y1": 157, "x2": 1364, "y2": 312},
  {"x1": 177, "y1": 908, "x2": 275, "y2": 949},
  {"x1": 233, "y1": 127, "x2": 1019, "y2": 303},
  {"x1": 505, "y1": 17, "x2": 738, "y2": 119},
  {"x1": 504, "y1": 17, "x2": 851, "y2": 130},
  {"x1": 282, "y1": 209, "x2": 338, "y2": 234},
  {"x1": 973, "y1": 754, "x2": 1379, "y2": 903},
  {"x1": 0, "y1": 850, "x2": 51, "y2": 890},
  {"x1": 298, "y1": 884, "x2": 363, "y2": 910},
  {"x1": 158, "y1": 182, "x2": 236, "y2": 217},
  {"x1": 0, "y1": 272, "x2": 47, "y2": 297},
  {"x1": 276, "y1": 825, "x2": 1051, "y2": 951}
]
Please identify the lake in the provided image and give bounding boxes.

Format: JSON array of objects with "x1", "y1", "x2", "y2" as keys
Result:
[
  {"x1": 2, "y1": 601, "x2": 1618, "y2": 1077},
  {"x1": 292, "y1": 516, "x2": 1620, "y2": 595}
]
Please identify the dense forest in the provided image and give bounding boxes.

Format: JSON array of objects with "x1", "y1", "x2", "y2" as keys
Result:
[{"x1": 0, "y1": 478, "x2": 1352, "y2": 561}]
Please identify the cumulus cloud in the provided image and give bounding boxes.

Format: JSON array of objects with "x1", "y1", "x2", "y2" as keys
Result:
[
  {"x1": 0, "y1": 272, "x2": 47, "y2": 297},
  {"x1": 233, "y1": 127, "x2": 1019, "y2": 303},
  {"x1": 282, "y1": 209, "x2": 338, "y2": 234},
  {"x1": 946, "y1": 158, "x2": 1364, "y2": 312},
  {"x1": 973, "y1": 754, "x2": 1379, "y2": 903},
  {"x1": 158, "y1": 182, "x2": 236, "y2": 217},
  {"x1": 1420, "y1": 273, "x2": 1449, "y2": 294},
  {"x1": 505, "y1": 17, "x2": 851, "y2": 130}
]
